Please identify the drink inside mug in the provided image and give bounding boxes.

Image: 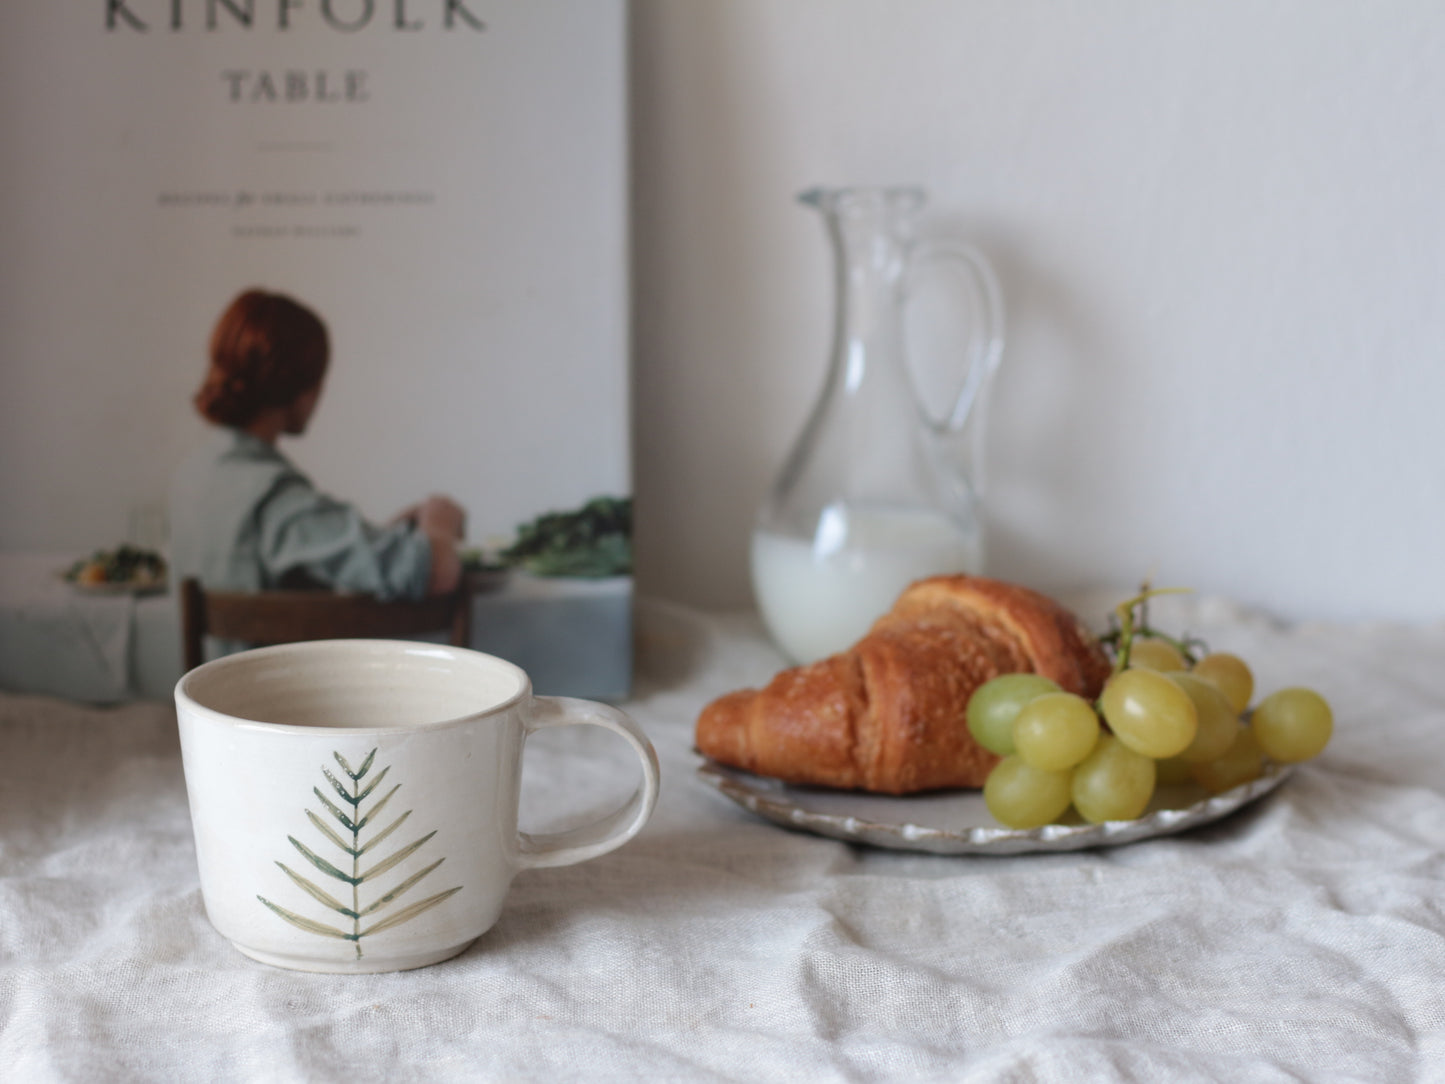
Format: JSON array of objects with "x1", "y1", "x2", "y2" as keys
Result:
[
  {"x1": 179, "y1": 639, "x2": 529, "y2": 731},
  {"x1": 175, "y1": 639, "x2": 659, "y2": 974}
]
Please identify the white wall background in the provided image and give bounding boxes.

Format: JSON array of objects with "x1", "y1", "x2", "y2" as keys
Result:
[
  {"x1": 2, "y1": 2, "x2": 1442, "y2": 624},
  {"x1": 629, "y1": 0, "x2": 1445, "y2": 622}
]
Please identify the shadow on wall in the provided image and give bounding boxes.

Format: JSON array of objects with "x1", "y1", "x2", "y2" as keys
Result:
[{"x1": 629, "y1": 1, "x2": 795, "y2": 612}]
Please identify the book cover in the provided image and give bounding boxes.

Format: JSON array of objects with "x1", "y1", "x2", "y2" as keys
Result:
[{"x1": 0, "y1": 2, "x2": 632, "y2": 699}]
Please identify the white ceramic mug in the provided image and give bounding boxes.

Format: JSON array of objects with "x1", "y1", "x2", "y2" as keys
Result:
[{"x1": 175, "y1": 639, "x2": 660, "y2": 974}]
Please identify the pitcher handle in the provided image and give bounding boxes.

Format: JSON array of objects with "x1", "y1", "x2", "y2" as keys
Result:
[
  {"x1": 515, "y1": 696, "x2": 660, "y2": 870},
  {"x1": 906, "y1": 240, "x2": 1006, "y2": 437}
]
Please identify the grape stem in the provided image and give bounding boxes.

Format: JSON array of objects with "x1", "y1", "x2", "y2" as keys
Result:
[{"x1": 1100, "y1": 584, "x2": 1202, "y2": 676}]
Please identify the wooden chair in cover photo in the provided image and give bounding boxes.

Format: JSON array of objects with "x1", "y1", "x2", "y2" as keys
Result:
[{"x1": 180, "y1": 577, "x2": 471, "y2": 672}]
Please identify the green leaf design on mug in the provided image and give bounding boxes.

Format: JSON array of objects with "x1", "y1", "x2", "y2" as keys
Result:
[{"x1": 257, "y1": 749, "x2": 462, "y2": 960}]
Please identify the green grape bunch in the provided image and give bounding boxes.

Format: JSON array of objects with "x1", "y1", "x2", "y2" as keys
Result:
[{"x1": 966, "y1": 586, "x2": 1334, "y2": 830}]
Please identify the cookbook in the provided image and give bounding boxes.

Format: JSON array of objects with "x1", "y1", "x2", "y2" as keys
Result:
[{"x1": 0, "y1": 1, "x2": 632, "y2": 699}]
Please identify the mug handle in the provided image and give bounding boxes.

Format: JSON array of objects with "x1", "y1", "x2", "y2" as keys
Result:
[{"x1": 515, "y1": 696, "x2": 661, "y2": 870}]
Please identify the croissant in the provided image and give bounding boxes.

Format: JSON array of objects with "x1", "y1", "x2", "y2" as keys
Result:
[{"x1": 696, "y1": 575, "x2": 1112, "y2": 795}]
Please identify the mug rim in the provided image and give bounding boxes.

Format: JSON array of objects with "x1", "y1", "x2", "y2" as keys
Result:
[{"x1": 174, "y1": 638, "x2": 533, "y2": 737}]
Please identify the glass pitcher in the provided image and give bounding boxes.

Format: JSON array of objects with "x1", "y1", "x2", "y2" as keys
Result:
[{"x1": 750, "y1": 186, "x2": 1004, "y2": 664}]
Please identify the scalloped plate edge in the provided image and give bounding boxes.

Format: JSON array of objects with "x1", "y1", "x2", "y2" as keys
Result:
[{"x1": 696, "y1": 759, "x2": 1293, "y2": 855}]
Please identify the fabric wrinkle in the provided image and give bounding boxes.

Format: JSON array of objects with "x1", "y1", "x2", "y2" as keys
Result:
[{"x1": 1, "y1": 598, "x2": 1444, "y2": 1081}]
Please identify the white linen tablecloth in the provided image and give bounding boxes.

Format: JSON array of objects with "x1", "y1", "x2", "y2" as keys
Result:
[
  {"x1": 0, "y1": 553, "x2": 171, "y2": 702},
  {"x1": 1, "y1": 593, "x2": 1443, "y2": 1082}
]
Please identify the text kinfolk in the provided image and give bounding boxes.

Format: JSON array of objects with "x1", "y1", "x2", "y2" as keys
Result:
[{"x1": 106, "y1": 1, "x2": 486, "y2": 33}]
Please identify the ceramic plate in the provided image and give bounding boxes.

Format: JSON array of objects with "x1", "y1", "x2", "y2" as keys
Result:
[{"x1": 696, "y1": 759, "x2": 1292, "y2": 855}]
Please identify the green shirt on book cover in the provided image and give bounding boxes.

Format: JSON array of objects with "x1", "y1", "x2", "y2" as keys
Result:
[{"x1": 169, "y1": 428, "x2": 431, "y2": 602}]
